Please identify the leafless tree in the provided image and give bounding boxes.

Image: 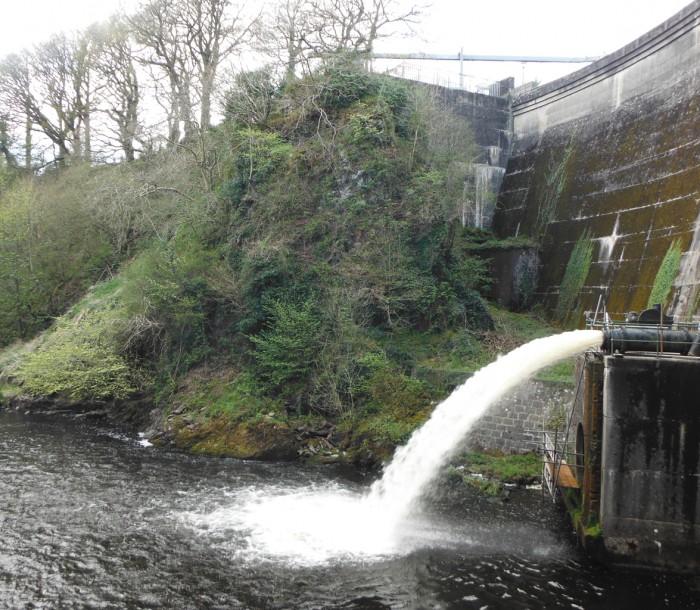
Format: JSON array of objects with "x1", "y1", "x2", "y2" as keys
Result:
[
  {"x1": 308, "y1": 0, "x2": 421, "y2": 56},
  {"x1": 91, "y1": 18, "x2": 142, "y2": 161},
  {"x1": 128, "y1": 0, "x2": 257, "y2": 145},
  {"x1": 0, "y1": 30, "x2": 102, "y2": 168},
  {"x1": 181, "y1": 0, "x2": 258, "y2": 130},
  {"x1": 257, "y1": 0, "x2": 316, "y2": 80},
  {"x1": 128, "y1": 0, "x2": 192, "y2": 145},
  {"x1": 258, "y1": 0, "x2": 421, "y2": 80},
  {"x1": 33, "y1": 32, "x2": 100, "y2": 162}
]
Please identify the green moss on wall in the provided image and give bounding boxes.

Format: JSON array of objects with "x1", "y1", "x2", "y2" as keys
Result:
[
  {"x1": 555, "y1": 228, "x2": 594, "y2": 323},
  {"x1": 647, "y1": 239, "x2": 682, "y2": 308},
  {"x1": 535, "y1": 132, "x2": 577, "y2": 241},
  {"x1": 495, "y1": 72, "x2": 700, "y2": 318}
]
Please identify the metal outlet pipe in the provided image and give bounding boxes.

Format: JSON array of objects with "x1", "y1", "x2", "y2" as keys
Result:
[{"x1": 602, "y1": 327, "x2": 698, "y2": 355}]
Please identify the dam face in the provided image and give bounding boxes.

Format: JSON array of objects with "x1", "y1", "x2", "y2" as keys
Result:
[{"x1": 492, "y1": 1, "x2": 700, "y2": 320}]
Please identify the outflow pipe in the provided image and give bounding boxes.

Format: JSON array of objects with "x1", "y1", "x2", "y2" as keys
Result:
[{"x1": 602, "y1": 327, "x2": 698, "y2": 355}]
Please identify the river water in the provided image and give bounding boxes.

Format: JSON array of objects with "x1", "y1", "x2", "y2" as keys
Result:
[{"x1": 1, "y1": 410, "x2": 698, "y2": 609}]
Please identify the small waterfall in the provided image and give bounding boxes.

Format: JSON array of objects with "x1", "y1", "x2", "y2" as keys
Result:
[
  {"x1": 597, "y1": 216, "x2": 622, "y2": 267},
  {"x1": 463, "y1": 164, "x2": 506, "y2": 228},
  {"x1": 366, "y1": 330, "x2": 603, "y2": 526}
]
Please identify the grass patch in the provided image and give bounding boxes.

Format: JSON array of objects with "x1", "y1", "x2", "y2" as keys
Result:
[
  {"x1": 456, "y1": 451, "x2": 542, "y2": 484},
  {"x1": 535, "y1": 357, "x2": 576, "y2": 385},
  {"x1": 173, "y1": 370, "x2": 285, "y2": 423}
]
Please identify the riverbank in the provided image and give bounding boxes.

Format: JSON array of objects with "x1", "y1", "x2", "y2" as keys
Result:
[
  {"x1": 2, "y1": 387, "x2": 544, "y2": 495},
  {"x1": 1, "y1": 304, "x2": 571, "y2": 472}
]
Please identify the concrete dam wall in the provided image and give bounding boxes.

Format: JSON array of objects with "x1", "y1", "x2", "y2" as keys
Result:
[{"x1": 492, "y1": 1, "x2": 700, "y2": 320}]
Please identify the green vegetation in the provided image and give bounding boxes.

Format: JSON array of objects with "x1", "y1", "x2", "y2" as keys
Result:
[
  {"x1": 462, "y1": 228, "x2": 538, "y2": 251},
  {"x1": 555, "y1": 228, "x2": 594, "y2": 324},
  {"x1": 14, "y1": 283, "x2": 144, "y2": 401},
  {"x1": 647, "y1": 239, "x2": 682, "y2": 308},
  {"x1": 535, "y1": 133, "x2": 577, "y2": 240},
  {"x1": 446, "y1": 451, "x2": 542, "y2": 497},
  {"x1": 566, "y1": 489, "x2": 602, "y2": 540},
  {"x1": 457, "y1": 451, "x2": 542, "y2": 483},
  {"x1": 0, "y1": 59, "x2": 573, "y2": 460},
  {"x1": 535, "y1": 357, "x2": 577, "y2": 385}
]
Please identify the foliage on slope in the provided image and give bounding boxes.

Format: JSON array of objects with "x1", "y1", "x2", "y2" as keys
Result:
[{"x1": 0, "y1": 61, "x2": 557, "y2": 457}]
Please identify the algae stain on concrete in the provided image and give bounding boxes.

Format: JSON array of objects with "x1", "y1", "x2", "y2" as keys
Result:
[
  {"x1": 555, "y1": 228, "x2": 594, "y2": 323},
  {"x1": 647, "y1": 239, "x2": 682, "y2": 309}
]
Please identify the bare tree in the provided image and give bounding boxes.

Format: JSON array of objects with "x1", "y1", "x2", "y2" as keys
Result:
[
  {"x1": 0, "y1": 50, "x2": 72, "y2": 166},
  {"x1": 0, "y1": 30, "x2": 102, "y2": 168},
  {"x1": 128, "y1": 0, "x2": 192, "y2": 145},
  {"x1": 257, "y1": 0, "x2": 316, "y2": 80},
  {"x1": 308, "y1": 0, "x2": 421, "y2": 56},
  {"x1": 257, "y1": 0, "x2": 421, "y2": 79},
  {"x1": 182, "y1": 0, "x2": 258, "y2": 130},
  {"x1": 91, "y1": 18, "x2": 142, "y2": 161},
  {"x1": 129, "y1": 0, "x2": 257, "y2": 145},
  {"x1": 32, "y1": 32, "x2": 99, "y2": 162}
]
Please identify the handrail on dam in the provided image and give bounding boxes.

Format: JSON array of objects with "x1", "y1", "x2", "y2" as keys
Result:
[
  {"x1": 372, "y1": 52, "x2": 600, "y2": 63},
  {"x1": 542, "y1": 429, "x2": 580, "y2": 501},
  {"x1": 585, "y1": 303, "x2": 700, "y2": 357}
]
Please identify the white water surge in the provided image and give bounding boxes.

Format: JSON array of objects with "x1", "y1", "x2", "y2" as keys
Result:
[
  {"x1": 365, "y1": 330, "x2": 603, "y2": 524},
  {"x1": 183, "y1": 330, "x2": 603, "y2": 564}
]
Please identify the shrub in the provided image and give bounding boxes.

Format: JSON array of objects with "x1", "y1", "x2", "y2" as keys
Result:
[
  {"x1": 120, "y1": 243, "x2": 214, "y2": 368},
  {"x1": 17, "y1": 294, "x2": 141, "y2": 401},
  {"x1": 316, "y1": 55, "x2": 377, "y2": 110},
  {"x1": 232, "y1": 129, "x2": 293, "y2": 187},
  {"x1": 225, "y1": 68, "x2": 278, "y2": 127},
  {"x1": 249, "y1": 299, "x2": 323, "y2": 393}
]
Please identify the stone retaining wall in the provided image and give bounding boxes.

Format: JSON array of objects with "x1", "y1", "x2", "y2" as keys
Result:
[{"x1": 465, "y1": 379, "x2": 574, "y2": 454}]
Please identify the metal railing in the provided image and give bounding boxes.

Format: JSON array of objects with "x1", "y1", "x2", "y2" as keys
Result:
[{"x1": 541, "y1": 430, "x2": 581, "y2": 502}]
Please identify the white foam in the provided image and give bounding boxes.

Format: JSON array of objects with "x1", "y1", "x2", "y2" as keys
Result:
[
  {"x1": 180, "y1": 330, "x2": 603, "y2": 564},
  {"x1": 366, "y1": 330, "x2": 603, "y2": 526},
  {"x1": 180, "y1": 485, "x2": 403, "y2": 565}
]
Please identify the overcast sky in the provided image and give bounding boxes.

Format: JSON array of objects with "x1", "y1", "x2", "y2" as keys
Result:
[{"x1": 0, "y1": 0, "x2": 693, "y2": 88}]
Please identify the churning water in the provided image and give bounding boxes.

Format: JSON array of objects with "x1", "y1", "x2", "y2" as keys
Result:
[
  {"x1": 193, "y1": 331, "x2": 605, "y2": 565},
  {"x1": 366, "y1": 330, "x2": 605, "y2": 524},
  {"x1": 2, "y1": 330, "x2": 699, "y2": 608}
]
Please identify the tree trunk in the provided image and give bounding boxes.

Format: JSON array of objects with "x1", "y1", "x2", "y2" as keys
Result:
[{"x1": 24, "y1": 114, "x2": 32, "y2": 170}]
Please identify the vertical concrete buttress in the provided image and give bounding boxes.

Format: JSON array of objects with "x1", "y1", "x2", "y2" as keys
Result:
[{"x1": 599, "y1": 355, "x2": 700, "y2": 571}]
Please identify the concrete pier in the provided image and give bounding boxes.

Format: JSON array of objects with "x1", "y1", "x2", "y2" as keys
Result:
[{"x1": 574, "y1": 351, "x2": 700, "y2": 572}]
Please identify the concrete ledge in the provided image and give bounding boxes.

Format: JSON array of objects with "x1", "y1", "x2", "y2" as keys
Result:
[{"x1": 512, "y1": 1, "x2": 700, "y2": 115}]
